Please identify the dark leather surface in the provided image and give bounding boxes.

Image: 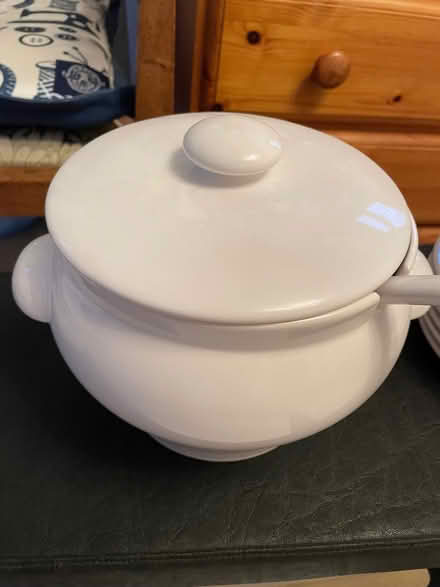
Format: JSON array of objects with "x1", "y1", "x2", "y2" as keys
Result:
[{"x1": 2, "y1": 269, "x2": 440, "y2": 587}]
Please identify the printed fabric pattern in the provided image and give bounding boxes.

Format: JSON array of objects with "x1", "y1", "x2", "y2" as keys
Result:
[{"x1": 0, "y1": 0, "x2": 113, "y2": 100}]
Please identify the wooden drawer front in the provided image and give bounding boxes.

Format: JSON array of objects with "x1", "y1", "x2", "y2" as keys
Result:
[{"x1": 214, "y1": 0, "x2": 440, "y2": 125}]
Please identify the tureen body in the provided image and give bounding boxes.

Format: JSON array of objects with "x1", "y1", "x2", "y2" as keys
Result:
[{"x1": 13, "y1": 230, "x2": 429, "y2": 461}]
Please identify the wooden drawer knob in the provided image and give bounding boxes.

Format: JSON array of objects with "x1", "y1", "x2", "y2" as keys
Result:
[{"x1": 311, "y1": 51, "x2": 351, "y2": 89}]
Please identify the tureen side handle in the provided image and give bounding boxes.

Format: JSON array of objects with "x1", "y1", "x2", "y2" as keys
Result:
[{"x1": 12, "y1": 234, "x2": 55, "y2": 323}]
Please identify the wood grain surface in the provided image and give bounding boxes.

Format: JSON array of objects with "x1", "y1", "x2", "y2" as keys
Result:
[
  {"x1": 0, "y1": 167, "x2": 56, "y2": 216},
  {"x1": 197, "y1": 0, "x2": 226, "y2": 111},
  {"x1": 136, "y1": 0, "x2": 176, "y2": 119},
  {"x1": 211, "y1": 0, "x2": 440, "y2": 126},
  {"x1": 190, "y1": 0, "x2": 208, "y2": 111}
]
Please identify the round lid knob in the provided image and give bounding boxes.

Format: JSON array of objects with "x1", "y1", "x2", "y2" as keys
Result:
[
  {"x1": 312, "y1": 50, "x2": 351, "y2": 89},
  {"x1": 182, "y1": 115, "x2": 282, "y2": 176}
]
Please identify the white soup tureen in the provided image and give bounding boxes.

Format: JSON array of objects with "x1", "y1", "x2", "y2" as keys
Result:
[{"x1": 12, "y1": 113, "x2": 440, "y2": 461}]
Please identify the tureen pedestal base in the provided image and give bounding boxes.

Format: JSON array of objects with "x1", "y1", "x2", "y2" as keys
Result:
[{"x1": 151, "y1": 436, "x2": 277, "y2": 462}]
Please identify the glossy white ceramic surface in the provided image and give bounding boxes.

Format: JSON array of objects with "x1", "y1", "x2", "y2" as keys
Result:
[
  {"x1": 12, "y1": 232, "x2": 429, "y2": 461},
  {"x1": 182, "y1": 115, "x2": 282, "y2": 175},
  {"x1": 45, "y1": 113, "x2": 411, "y2": 325},
  {"x1": 12, "y1": 234, "x2": 53, "y2": 323}
]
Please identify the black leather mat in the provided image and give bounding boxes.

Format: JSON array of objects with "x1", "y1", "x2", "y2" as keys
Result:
[{"x1": 1, "y1": 273, "x2": 440, "y2": 586}]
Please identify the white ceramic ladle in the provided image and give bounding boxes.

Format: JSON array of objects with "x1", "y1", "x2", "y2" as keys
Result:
[
  {"x1": 378, "y1": 231, "x2": 439, "y2": 306},
  {"x1": 378, "y1": 275, "x2": 440, "y2": 306}
]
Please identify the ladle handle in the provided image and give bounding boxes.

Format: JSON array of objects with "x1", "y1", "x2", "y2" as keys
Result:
[{"x1": 378, "y1": 275, "x2": 440, "y2": 306}]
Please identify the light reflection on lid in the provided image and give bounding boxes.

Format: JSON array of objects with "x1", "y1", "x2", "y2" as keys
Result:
[
  {"x1": 368, "y1": 202, "x2": 406, "y2": 228},
  {"x1": 357, "y1": 214, "x2": 390, "y2": 233}
]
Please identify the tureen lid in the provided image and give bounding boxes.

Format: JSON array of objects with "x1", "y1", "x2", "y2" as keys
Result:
[{"x1": 46, "y1": 113, "x2": 411, "y2": 324}]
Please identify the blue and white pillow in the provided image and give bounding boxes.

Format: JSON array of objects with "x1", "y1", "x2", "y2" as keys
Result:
[{"x1": 0, "y1": 0, "x2": 133, "y2": 127}]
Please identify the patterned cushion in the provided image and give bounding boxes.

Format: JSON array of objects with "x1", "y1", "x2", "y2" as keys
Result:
[{"x1": 0, "y1": 0, "x2": 113, "y2": 101}]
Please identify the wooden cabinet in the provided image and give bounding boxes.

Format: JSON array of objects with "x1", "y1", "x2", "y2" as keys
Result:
[{"x1": 191, "y1": 0, "x2": 440, "y2": 243}]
